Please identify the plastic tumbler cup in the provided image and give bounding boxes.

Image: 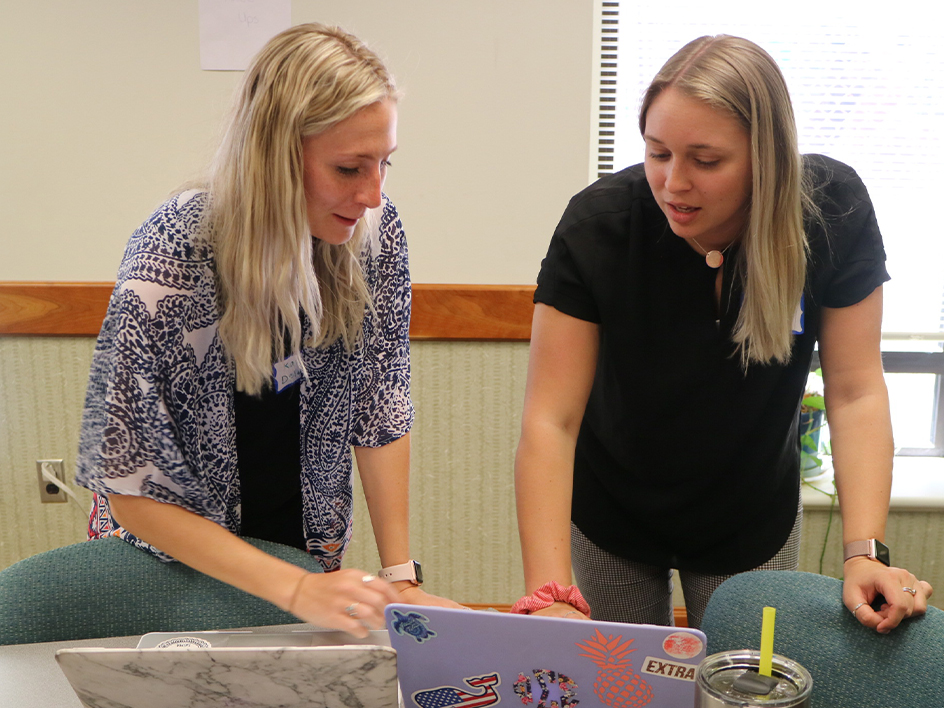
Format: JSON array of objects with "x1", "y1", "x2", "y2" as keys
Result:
[{"x1": 694, "y1": 650, "x2": 812, "y2": 707}]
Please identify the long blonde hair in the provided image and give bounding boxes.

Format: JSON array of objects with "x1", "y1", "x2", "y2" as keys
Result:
[
  {"x1": 640, "y1": 35, "x2": 816, "y2": 367},
  {"x1": 208, "y1": 23, "x2": 397, "y2": 395}
]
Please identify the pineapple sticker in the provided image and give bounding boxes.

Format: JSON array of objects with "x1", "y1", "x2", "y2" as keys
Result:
[{"x1": 575, "y1": 629, "x2": 653, "y2": 708}]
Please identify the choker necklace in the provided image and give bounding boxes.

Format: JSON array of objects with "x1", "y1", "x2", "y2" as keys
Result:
[{"x1": 690, "y1": 238, "x2": 734, "y2": 268}]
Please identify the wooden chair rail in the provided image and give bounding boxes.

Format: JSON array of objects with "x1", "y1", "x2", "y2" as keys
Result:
[{"x1": 0, "y1": 282, "x2": 536, "y2": 340}]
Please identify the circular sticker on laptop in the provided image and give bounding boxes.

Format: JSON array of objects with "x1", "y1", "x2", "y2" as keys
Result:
[
  {"x1": 154, "y1": 636, "x2": 213, "y2": 649},
  {"x1": 662, "y1": 632, "x2": 703, "y2": 659}
]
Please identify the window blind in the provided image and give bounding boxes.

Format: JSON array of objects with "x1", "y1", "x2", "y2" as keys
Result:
[{"x1": 596, "y1": 2, "x2": 944, "y2": 342}]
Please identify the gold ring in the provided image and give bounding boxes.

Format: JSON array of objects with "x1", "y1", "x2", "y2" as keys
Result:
[{"x1": 851, "y1": 602, "x2": 867, "y2": 619}]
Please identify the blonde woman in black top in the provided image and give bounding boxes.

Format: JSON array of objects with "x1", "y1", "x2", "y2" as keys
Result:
[{"x1": 514, "y1": 35, "x2": 932, "y2": 631}]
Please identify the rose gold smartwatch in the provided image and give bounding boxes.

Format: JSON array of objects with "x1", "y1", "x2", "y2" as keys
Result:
[
  {"x1": 378, "y1": 560, "x2": 423, "y2": 586},
  {"x1": 843, "y1": 539, "x2": 890, "y2": 567}
]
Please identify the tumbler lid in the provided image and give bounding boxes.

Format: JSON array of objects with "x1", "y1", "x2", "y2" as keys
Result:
[{"x1": 696, "y1": 650, "x2": 812, "y2": 707}]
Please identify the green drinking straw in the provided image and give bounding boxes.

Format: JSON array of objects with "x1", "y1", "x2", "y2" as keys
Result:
[{"x1": 759, "y1": 606, "x2": 776, "y2": 676}]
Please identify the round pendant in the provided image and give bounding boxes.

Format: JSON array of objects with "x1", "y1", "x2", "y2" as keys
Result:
[{"x1": 705, "y1": 250, "x2": 724, "y2": 268}]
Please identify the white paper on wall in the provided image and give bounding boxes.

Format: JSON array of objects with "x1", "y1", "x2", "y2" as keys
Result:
[{"x1": 198, "y1": 0, "x2": 291, "y2": 71}]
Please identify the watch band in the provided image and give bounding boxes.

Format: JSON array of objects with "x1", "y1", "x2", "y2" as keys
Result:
[
  {"x1": 843, "y1": 539, "x2": 891, "y2": 567},
  {"x1": 378, "y1": 560, "x2": 423, "y2": 586}
]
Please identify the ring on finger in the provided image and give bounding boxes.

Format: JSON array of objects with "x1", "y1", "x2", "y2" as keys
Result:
[
  {"x1": 902, "y1": 586, "x2": 918, "y2": 596},
  {"x1": 345, "y1": 602, "x2": 360, "y2": 618},
  {"x1": 851, "y1": 601, "x2": 867, "y2": 619},
  {"x1": 362, "y1": 574, "x2": 377, "y2": 584}
]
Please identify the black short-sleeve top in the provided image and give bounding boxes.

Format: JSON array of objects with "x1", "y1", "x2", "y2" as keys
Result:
[{"x1": 534, "y1": 154, "x2": 889, "y2": 574}]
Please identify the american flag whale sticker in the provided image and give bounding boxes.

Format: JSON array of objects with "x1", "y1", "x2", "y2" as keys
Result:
[{"x1": 412, "y1": 672, "x2": 501, "y2": 708}]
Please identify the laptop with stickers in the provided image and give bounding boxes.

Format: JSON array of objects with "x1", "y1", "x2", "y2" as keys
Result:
[
  {"x1": 385, "y1": 604, "x2": 706, "y2": 708},
  {"x1": 55, "y1": 629, "x2": 398, "y2": 708}
]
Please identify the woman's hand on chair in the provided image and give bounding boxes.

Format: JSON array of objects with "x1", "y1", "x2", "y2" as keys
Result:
[{"x1": 843, "y1": 558, "x2": 934, "y2": 634}]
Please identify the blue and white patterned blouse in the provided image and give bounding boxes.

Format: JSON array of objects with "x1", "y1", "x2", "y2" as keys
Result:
[{"x1": 76, "y1": 189, "x2": 414, "y2": 571}]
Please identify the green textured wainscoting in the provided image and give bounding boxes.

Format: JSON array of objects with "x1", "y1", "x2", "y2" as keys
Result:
[
  {"x1": 1, "y1": 337, "x2": 941, "y2": 610},
  {"x1": 0, "y1": 337, "x2": 530, "y2": 606},
  {"x1": 343, "y1": 341, "x2": 530, "y2": 604},
  {"x1": 0, "y1": 337, "x2": 97, "y2": 565}
]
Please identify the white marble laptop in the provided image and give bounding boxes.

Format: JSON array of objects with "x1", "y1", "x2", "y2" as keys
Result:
[
  {"x1": 55, "y1": 629, "x2": 398, "y2": 708},
  {"x1": 134, "y1": 627, "x2": 392, "y2": 648}
]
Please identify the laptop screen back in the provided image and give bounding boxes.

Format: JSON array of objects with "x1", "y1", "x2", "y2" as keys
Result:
[{"x1": 385, "y1": 604, "x2": 706, "y2": 708}]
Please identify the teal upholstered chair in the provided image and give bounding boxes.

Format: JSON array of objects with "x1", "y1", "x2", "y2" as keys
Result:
[
  {"x1": 702, "y1": 570, "x2": 944, "y2": 707},
  {"x1": 0, "y1": 536, "x2": 323, "y2": 645}
]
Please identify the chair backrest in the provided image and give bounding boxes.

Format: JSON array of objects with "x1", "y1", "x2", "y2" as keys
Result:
[
  {"x1": 0, "y1": 536, "x2": 324, "y2": 645},
  {"x1": 702, "y1": 570, "x2": 944, "y2": 707}
]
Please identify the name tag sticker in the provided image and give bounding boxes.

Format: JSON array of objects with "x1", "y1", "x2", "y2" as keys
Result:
[
  {"x1": 273, "y1": 353, "x2": 303, "y2": 393},
  {"x1": 792, "y1": 294, "x2": 805, "y2": 335}
]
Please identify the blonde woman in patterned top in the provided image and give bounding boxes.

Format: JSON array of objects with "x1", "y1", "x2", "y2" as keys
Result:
[{"x1": 78, "y1": 23, "x2": 459, "y2": 637}]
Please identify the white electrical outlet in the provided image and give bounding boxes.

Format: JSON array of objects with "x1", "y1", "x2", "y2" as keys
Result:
[{"x1": 36, "y1": 459, "x2": 67, "y2": 503}]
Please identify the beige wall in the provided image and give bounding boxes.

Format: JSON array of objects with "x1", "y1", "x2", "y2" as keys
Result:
[{"x1": 0, "y1": 0, "x2": 594, "y2": 284}]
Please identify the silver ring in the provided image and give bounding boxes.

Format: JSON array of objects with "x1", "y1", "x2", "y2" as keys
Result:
[
  {"x1": 362, "y1": 574, "x2": 377, "y2": 584},
  {"x1": 851, "y1": 601, "x2": 867, "y2": 619},
  {"x1": 903, "y1": 586, "x2": 918, "y2": 596},
  {"x1": 345, "y1": 603, "x2": 360, "y2": 618},
  {"x1": 563, "y1": 610, "x2": 579, "y2": 617}
]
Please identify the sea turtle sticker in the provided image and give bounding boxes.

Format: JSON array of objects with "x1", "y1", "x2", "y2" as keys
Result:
[{"x1": 390, "y1": 609, "x2": 437, "y2": 643}]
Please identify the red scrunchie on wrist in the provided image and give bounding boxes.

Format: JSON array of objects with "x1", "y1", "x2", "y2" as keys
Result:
[{"x1": 510, "y1": 581, "x2": 591, "y2": 617}]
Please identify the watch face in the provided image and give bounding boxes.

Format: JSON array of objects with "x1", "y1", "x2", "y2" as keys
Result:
[
  {"x1": 413, "y1": 560, "x2": 424, "y2": 585},
  {"x1": 874, "y1": 540, "x2": 891, "y2": 567}
]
